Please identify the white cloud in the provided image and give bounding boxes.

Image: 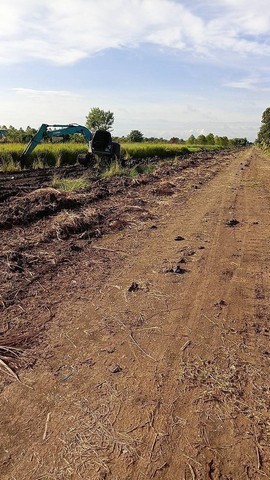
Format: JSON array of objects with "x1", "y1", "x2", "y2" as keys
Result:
[
  {"x1": 0, "y1": 0, "x2": 270, "y2": 65},
  {"x1": 224, "y1": 78, "x2": 259, "y2": 89},
  {"x1": 12, "y1": 88, "x2": 82, "y2": 98},
  {"x1": 224, "y1": 77, "x2": 270, "y2": 91}
]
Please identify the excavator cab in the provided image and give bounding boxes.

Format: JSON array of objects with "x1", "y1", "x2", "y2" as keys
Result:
[
  {"x1": 78, "y1": 129, "x2": 121, "y2": 167},
  {"x1": 91, "y1": 129, "x2": 120, "y2": 160},
  {"x1": 91, "y1": 130, "x2": 112, "y2": 153}
]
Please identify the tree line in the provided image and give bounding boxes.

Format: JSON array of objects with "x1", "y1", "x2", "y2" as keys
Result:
[{"x1": 0, "y1": 124, "x2": 249, "y2": 147}]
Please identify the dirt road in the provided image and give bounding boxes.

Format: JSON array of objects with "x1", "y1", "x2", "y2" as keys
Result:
[{"x1": 0, "y1": 148, "x2": 269, "y2": 479}]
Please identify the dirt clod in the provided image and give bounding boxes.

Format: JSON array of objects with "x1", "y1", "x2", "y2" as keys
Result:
[
  {"x1": 174, "y1": 265, "x2": 188, "y2": 274},
  {"x1": 128, "y1": 282, "x2": 141, "y2": 292},
  {"x1": 109, "y1": 364, "x2": 122, "y2": 373},
  {"x1": 226, "y1": 218, "x2": 240, "y2": 227}
]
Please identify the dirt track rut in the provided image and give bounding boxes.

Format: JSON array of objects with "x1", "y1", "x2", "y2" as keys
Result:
[{"x1": 0, "y1": 147, "x2": 269, "y2": 479}]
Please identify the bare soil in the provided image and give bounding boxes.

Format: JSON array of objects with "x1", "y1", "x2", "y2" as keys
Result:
[{"x1": 0, "y1": 148, "x2": 269, "y2": 480}]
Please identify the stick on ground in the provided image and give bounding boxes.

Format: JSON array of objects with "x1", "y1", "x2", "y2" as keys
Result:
[{"x1": 43, "y1": 412, "x2": 51, "y2": 441}]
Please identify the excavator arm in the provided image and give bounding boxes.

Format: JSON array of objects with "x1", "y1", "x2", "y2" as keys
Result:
[
  {"x1": 21, "y1": 124, "x2": 49, "y2": 158},
  {"x1": 20, "y1": 123, "x2": 92, "y2": 159},
  {"x1": 44, "y1": 124, "x2": 92, "y2": 142}
]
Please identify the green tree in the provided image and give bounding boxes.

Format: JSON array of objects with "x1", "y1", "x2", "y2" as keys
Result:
[
  {"x1": 214, "y1": 135, "x2": 229, "y2": 147},
  {"x1": 205, "y1": 133, "x2": 215, "y2": 145},
  {"x1": 6, "y1": 125, "x2": 18, "y2": 142},
  {"x1": 230, "y1": 137, "x2": 248, "y2": 147},
  {"x1": 86, "y1": 107, "x2": 114, "y2": 132},
  {"x1": 196, "y1": 134, "x2": 207, "y2": 145},
  {"x1": 187, "y1": 134, "x2": 195, "y2": 145},
  {"x1": 24, "y1": 126, "x2": 37, "y2": 142},
  {"x1": 257, "y1": 107, "x2": 270, "y2": 146},
  {"x1": 127, "y1": 130, "x2": 144, "y2": 142}
]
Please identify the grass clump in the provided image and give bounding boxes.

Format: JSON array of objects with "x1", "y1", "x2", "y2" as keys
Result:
[
  {"x1": 101, "y1": 161, "x2": 155, "y2": 179},
  {"x1": 52, "y1": 175, "x2": 89, "y2": 192},
  {"x1": 1, "y1": 156, "x2": 22, "y2": 172},
  {"x1": 32, "y1": 158, "x2": 48, "y2": 169},
  {"x1": 128, "y1": 163, "x2": 154, "y2": 177},
  {"x1": 101, "y1": 161, "x2": 126, "y2": 179}
]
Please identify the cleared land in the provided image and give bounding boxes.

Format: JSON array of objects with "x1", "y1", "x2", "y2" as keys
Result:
[{"x1": 0, "y1": 147, "x2": 269, "y2": 479}]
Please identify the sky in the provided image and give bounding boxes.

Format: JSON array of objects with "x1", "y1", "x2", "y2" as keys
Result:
[{"x1": 1, "y1": 0, "x2": 270, "y2": 141}]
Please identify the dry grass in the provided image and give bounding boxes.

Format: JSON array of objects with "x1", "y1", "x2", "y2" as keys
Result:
[
  {"x1": 52, "y1": 207, "x2": 101, "y2": 239},
  {"x1": 60, "y1": 401, "x2": 139, "y2": 478},
  {"x1": 0, "y1": 329, "x2": 40, "y2": 381},
  {"x1": 0, "y1": 345, "x2": 22, "y2": 380},
  {"x1": 0, "y1": 187, "x2": 82, "y2": 228},
  {"x1": 29, "y1": 385, "x2": 140, "y2": 480},
  {"x1": 180, "y1": 354, "x2": 246, "y2": 399},
  {"x1": 180, "y1": 349, "x2": 270, "y2": 446}
]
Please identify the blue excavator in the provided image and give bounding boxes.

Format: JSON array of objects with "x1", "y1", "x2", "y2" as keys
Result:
[
  {"x1": 0, "y1": 129, "x2": 7, "y2": 139},
  {"x1": 20, "y1": 123, "x2": 121, "y2": 167}
]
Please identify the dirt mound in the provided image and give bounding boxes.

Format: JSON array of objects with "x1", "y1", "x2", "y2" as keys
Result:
[
  {"x1": 0, "y1": 188, "x2": 82, "y2": 228},
  {"x1": 46, "y1": 207, "x2": 102, "y2": 240}
]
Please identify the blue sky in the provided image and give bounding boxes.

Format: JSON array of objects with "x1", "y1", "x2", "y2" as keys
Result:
[{"x1": 1, "y1": 0, "x2": 270, "y2": 140}]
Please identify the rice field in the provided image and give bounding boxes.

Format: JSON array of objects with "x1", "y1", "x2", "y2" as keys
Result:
[{"x1": 0, "y1": 142, "x2": 221, "y2": 169}]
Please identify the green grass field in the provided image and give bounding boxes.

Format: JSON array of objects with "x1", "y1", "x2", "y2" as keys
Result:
[{"x1": 0, "y1": 142, "x2": 221, "y2": 170}]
